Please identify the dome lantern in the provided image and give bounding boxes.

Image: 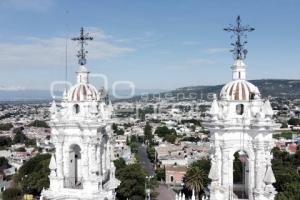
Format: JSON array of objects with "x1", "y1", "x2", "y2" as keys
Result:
[{"x1": 231, "y1": 59, "x2": 246, "y2": 80}]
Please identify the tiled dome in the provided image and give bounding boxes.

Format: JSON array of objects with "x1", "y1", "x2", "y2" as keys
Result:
[
  {"x1": 220, "y1": 80, "x2": 260, "y2": 101},
  {"x1": 67, "y1": 83, "x2": 99, "y2": 102}
]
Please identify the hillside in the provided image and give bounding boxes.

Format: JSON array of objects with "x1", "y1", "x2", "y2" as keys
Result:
[{"x1": 128, "y1": 79, "x2": 300, "y2": 101}]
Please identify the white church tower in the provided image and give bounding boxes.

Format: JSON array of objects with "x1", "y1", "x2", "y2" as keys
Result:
[
  {"x1": 41, "y1": 27, "x2": 120, "y2": 200},
  {"x1": 203, "y1": 16, "x2": 278, "y2": 200}
]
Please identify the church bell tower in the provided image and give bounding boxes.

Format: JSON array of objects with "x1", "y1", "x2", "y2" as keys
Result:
[
  {"x1": 203, "y1": 16, "x2": 278, "y2": 200},
  {"x1": 41, "y1": 27, "x2": 119, "y2": 200}
]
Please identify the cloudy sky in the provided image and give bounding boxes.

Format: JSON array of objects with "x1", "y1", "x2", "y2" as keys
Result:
[{"x1": 0, "y1": 0, "x2": 299, "y2": 90}]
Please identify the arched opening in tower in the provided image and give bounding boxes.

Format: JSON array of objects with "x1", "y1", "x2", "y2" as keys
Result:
[
  {"x1": 68, "y1": 144, "x2": 82, "y2": 189},
  {"x1": 236, "y1": 104, "x2": 244, "y2": 115},
  {"x1": 233, "y1": 151, "x2": 249, "y2": 199},
  {"x1": 74, "y1": 104, "x2": 80, "y2": 114}
]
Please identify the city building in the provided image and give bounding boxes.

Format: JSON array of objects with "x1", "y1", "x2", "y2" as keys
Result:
[{"x1": 165, "y1": 165, "x2": 187, "y2": 186}]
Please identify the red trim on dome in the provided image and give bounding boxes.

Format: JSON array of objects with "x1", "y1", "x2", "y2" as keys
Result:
[
  {"x1": 77, "y1": 85, "x2": 81, "y2": 101},
  {"x1": 82, "y1": 85, "x2": 87, "y2": 96},
  {"x1": 245, "y1": 83, "x2": 251, "y2": 99},
  {"x1": 234, "y1": 82, "x2": 240, "y2": 100},
  {"x1": 68, "y1": 84, "x2": 99, "y2": 102},
  {"x1": 241, "y1": 82, "x2": 246, "y2": 100},
  {"x1": 229, "y1": 83, "x2": 234, "y2": 96}
]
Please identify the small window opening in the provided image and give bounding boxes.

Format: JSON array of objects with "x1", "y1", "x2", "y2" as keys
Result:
[
  {"x1": 236, "y1": 104, "x2": 244, "y2": 115},
  {"x1": 74, "y1": 104, "x2": 80, "y2": 114}
]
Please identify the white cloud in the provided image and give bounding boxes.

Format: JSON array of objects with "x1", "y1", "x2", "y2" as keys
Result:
[
  {"x1": 0, "y1": 29, "x2": 135, "y2": 68},
  {"x1": 187, "y1": 58, "x2": 215, "y2": 65},
  {"x1": 0, "y1": 0, "x2": 54, "y2": 11},
  {"x1": 205, "y1": 47, "x2": 229, "y2": 54}
]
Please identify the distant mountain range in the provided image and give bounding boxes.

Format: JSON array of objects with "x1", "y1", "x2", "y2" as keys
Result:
[
  {"x1": 0, "y1": 79, "x2": 299, "y2": 102},
  {"x1": 125, "y1": 79, "x2": 300, "y2": 102},
  {"x1": 0, "y1": 88, "x2": 167, "y2": 102}
]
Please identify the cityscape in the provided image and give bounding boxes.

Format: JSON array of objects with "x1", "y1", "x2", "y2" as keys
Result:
[{"x1": 0, "y1": 1, "x2": 300, "y2": 200}]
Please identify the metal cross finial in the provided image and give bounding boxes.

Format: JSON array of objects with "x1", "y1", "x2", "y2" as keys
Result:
[
  {"x1": 224, "y1": 16, "x2": 255, "y2": 60},
  {"x1": 72, "y1": 27, "x2": 93, "y2": 65}
]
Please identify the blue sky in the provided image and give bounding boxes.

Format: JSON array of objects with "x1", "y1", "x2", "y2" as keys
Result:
[{"x1": 0, "y1": 0, "x2": 299, "y2": 90}]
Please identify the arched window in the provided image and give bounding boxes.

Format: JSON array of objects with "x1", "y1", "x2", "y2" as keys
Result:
[
  {"x1": 250, "y1": 92, "x2": 255, "y2": 100},
  {"x1": 233, "y1": 151, "x2": 249, "y2": 199},
  {"x1": 66, "y1": 144, "x2": 82, "y2": 189},
  {"x1": 74, "y1": 104, "x2": 80, "y2": 114},
  {"x1": 236, "y1": 104, "x2": 244, "y2": 115}
]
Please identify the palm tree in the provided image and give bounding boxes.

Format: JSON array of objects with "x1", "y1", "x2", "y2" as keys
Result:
[{"x1": 184, "y1": 165, "x2": 206, "y2": 199}]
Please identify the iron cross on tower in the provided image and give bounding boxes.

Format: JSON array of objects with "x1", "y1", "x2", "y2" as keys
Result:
[
  {"x1": 72, "y1": 27, "x2": 93, "y2": 65},
  {"x1": 224, "y1": 16, "x2": 255, "y2": 60}
]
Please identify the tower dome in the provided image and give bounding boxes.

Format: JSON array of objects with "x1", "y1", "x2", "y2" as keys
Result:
[
  {"x1": 67, "y1": 83, "x2": 99, "y2": 101},
  {"x1": 220, "y1": 59, "x2": 260, "y2": 101},
  {"x1": 66, "y1": 65, "x2": 100, "y2": 102},
  {"x1": 220, "y1": 80, "x2": 260, "y2": 101}
]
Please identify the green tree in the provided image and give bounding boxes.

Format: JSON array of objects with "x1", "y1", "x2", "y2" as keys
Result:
[
  {"x1": 13, "y1": 131, "x2": 27, "y2": 144},
  {"x1": 0, "y1": 123, "x2": 13, "y2": 131},
  {"x1": 13, "y1": 127, "x2": 24, "y2": 134},
  {"x1": 155, "y1": 167, "x2": 165, "y2": 181},
  {"x1": 146, "y1": 146, "x2": 155, "y2": 162},
  {"x1": 144, "y1": 123, "x2": 153, "y2": 143},
  {"x1": 25, "y1": 138, "x2": 36, "y2": 147},
  {"x1": 288, "y1": 118, "x2": 300, "y2": 126},
  {"x1": 114, "y1": 158, "x2": 126, "y2": 170},
  {"x1": 272, "y1": 147, "x2": 300, "y2": 198},
  {"x1": 28, "y1": 120, "x2": 49, "y2": 128},
  {"x1": 164, "y1": 134, "x2": 177, "y2": 144},
  {"x1": 130, "y1": 135, "x2": 138, "y2": 144},
  {"x1": 112, "y1": 123, "x2": 118, "y2": 133},
  {"x1": 184, "y1": 166, "x2": 205, "y2": 198},
  {"x1": 184, "y1": 160, "x2": 210, "y2": 198},
  {"x1": 14, "y1": 154, "x2": 51, "y2": 196},
  {"x1": 2, "y1": 187, "x2": 22, "y2": 200},
  {"x1": 275, "y1": 183, "x2": 300, "y2": 200},
  {"x1": 116, "y1": 129, "x2": 125, "y2": 135},
  {"x1": 130, "y1": 142, "x2": 138, "y2": 154},
  {"x1": 116, "y1": 163, "x2": 146, "y2": 200},
  {"x1": 138, "y1": 109, "x2": 146, "y2": 121},
  {"x1": 181, "y1": 136, "x2": 201, "y2": 143},
  {"x1": 0, "y1": 157, "x2": 11, "y2": 171},
  {"x1": 155, "y1": 126, "x2": 178, "y2": 144},
  {"x1": 15, "y1": 147, "x2": 26, "y2": 152},
  {"x1": 273, "y1": 132, "x2": 294, "y2": 140},
  {"x1": 0, "y1": 137, "x2": 12, "y2": 149}
]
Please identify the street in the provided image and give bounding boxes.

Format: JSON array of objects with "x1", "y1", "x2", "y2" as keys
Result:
[
  {"x1": 137, "y1": 143, "x2": 175, "y2": 200},
  {"x1": 137, "y1": 143, "x2": 155, "y2": 176}
]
